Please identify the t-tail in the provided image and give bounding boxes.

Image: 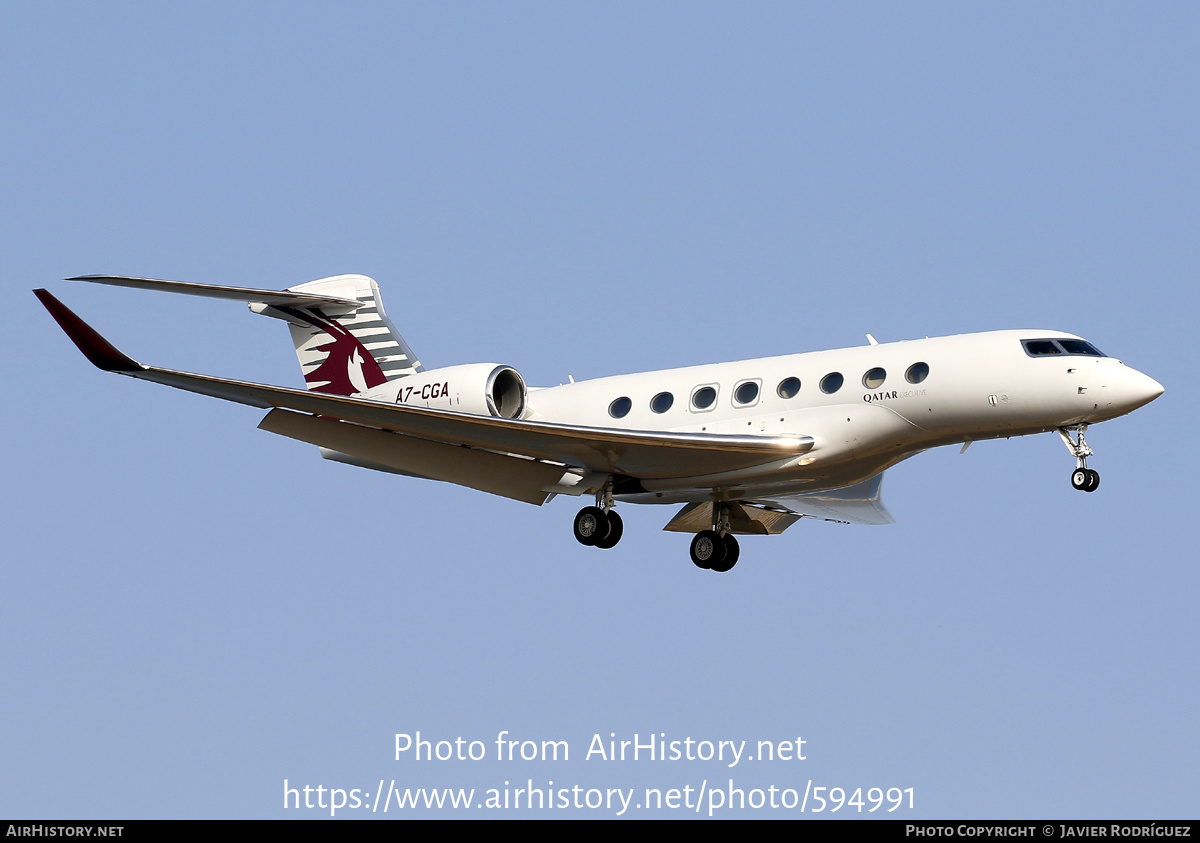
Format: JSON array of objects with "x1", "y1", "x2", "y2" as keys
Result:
[
  {"x1": 68, "y1": 273, "x2": 423, "y2": 397},
  {"x1": 252, "y1": 275, "x2": 423, "y2": 395}
]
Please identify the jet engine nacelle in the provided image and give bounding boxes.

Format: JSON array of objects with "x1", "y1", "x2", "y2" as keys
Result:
[{"x1": 385, "y1": 363, "x2": 528, "y2": 419}]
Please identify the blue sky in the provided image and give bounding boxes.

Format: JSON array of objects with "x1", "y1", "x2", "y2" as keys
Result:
[{"x1": 3, "y1": 2, "x2": 1196, "y2": 818}]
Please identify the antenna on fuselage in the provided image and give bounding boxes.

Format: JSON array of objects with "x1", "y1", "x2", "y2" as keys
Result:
[{"x1": 866, "y1": 334, "x2": 879, "y2": 346}]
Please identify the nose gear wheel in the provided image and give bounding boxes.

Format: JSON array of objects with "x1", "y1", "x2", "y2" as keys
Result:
[
  {"x1": 1059, "y1": 425, "x2": 1101, "y2": 493},
  {"x1": 1071, "y1": 467, "x2": 1100, "y2": 492}
]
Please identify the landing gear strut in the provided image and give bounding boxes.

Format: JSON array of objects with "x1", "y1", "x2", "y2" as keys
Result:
[
  {"x1": 572, "y1": 481, "x2": 623, "y2": 548},
  {"x1": 690, "y1": 503, "x2": 740, "y2": 572},
  {"x1": 1059, "y1": 425, "x2": 1100, "y2": 492}
]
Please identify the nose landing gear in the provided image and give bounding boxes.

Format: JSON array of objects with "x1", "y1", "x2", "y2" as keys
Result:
[{"x1": 1059, "y1": 425, "x2": 1100, "y2": 492}]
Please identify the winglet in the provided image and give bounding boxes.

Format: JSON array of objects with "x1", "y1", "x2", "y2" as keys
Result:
[{"x1": 34, "y1": 289, "x2": 143, "y2": 372}]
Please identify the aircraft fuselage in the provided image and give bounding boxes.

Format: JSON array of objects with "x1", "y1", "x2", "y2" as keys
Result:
[{"x1": 515, "y1": 329, "x2": 1162, "y2": 502}]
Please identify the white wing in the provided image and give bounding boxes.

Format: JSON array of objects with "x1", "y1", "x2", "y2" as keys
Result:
[
  {"x1": 37, "y1": 290, "x2": 814, "y2": 503},
  {"x1": 754, "y1": 472, "x2": 894, "y2": 526}
]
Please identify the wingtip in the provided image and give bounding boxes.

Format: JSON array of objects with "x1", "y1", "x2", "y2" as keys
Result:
[
  {"x1": 34, "y1": 289, "x2": 143, "y2": 373},
  {"x1": 65, "y1": 274, "x2": 132, "y2": 283}
]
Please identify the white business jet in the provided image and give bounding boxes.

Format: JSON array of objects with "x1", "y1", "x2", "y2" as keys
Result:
[{"x1": 35, "y1": 274, "x2": 1163, "y2": 572}]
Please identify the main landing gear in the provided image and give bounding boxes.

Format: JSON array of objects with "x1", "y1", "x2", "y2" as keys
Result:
[
  {"x1": 572, "y1": 483, "x2": 623, "y2": 549},
  {"x1": 1059, "y1": 425, "x2": 1100, "y2": 492},
  {"x1": 571, "y1": 487, "x2": 742, "y2": 572},
  {"x1": 689, "y1": 503, "x2": 740, "y2": 573}
]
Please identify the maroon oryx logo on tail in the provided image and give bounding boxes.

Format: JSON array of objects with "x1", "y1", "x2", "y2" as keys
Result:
[{"x1": 279, "y1": 306, "x2": 388, "y2": 395}]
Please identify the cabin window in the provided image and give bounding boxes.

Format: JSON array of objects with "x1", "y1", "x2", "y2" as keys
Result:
[
  {"x1": 608, "y1": 397, "x2": 632, "y2": 419},
  {"x1": 820, "y1": 372, "x2": 844, "y2": 394},
  {"x1": 777, "y1": 377, "x2": 801, "y2": 399},
  {"x1": 733, "y1": 380, "x2": 760, "y2": 407},
  {"x1": 690, "y1": 385, "x2": 717, "y2": 411},
  {"x1": 906, "y1": 362, "x2": 929, "y2": 384},
  {"x1": 650, "y1": 392, "x2": 674, "y2": 414},
  {"x1": 863, "y1": 368, "x2": 886, "y2": 389}
]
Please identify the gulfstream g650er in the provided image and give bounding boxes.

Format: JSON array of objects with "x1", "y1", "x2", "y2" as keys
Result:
[{"x1": 36, "y1": 274, "x2": 1162, "y2": 572}]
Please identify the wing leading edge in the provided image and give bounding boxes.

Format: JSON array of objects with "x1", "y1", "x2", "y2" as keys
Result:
[{"x1": 35, "y1": 290, "x2": 814, "y2": 486}]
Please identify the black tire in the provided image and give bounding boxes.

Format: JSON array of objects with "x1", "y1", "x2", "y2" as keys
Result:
[
  {"x1": 573, "y1": 506, "x2": 609, "y2": 546},
  {"x1": 711, "y1": 534, "x2": 740, "y2": 572},
  {"x1": 690, "y1": 530, "x2": 726, "y2": 570},
  {"x1": 594, "y1": 510, "x2": 624, "y2": 549},
  {"x1": 1085, "y1": 468, "x2": 1100, "y2": 492},
  {"x1": 1071, "y1": 468, "x2": 1090, "y2": 491}
]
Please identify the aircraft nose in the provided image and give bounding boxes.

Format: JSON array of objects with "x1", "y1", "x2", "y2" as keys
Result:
[{"x1": 1104, "y1": 364, "x2": 1164, "y2": 414}]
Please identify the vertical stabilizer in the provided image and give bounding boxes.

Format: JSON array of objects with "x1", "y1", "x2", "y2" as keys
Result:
[{"x1": 253, "y1": 274, "x2": 423, "y2": 396}]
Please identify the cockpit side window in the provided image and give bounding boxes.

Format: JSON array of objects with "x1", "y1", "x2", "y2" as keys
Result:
[
  {"x1": 1022, "y1": 338, "x2": 1106, "y2": 358},
  {"x1": 1022, "y1": 339, "x2": 1062, "y2": 356},
  {"x1": 1058, "y1": 339, "x2": 1105, "y2": 357}
]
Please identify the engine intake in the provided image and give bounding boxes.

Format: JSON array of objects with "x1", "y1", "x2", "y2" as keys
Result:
[{"x1": 390, "y1": 363, "x2": 527, "y2": 419}]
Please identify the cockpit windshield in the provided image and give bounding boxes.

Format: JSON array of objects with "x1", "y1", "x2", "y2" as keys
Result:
[
  {"x1": 1021, "y1": 338, "x2": 1106, "y2": 358},
  {"x1": 1058, "y1": 339, "x2": 1105, "y2": 356}
]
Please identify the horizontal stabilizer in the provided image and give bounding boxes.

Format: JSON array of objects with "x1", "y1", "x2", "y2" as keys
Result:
[{"x1": 68, "y1": 275, "x2": 363, "y2": 309}]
